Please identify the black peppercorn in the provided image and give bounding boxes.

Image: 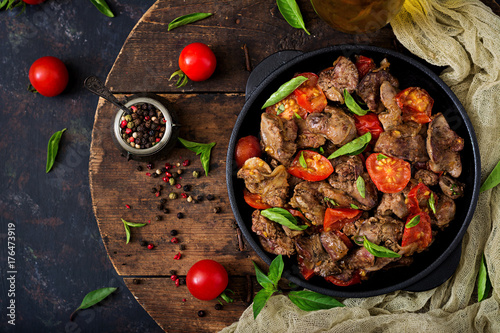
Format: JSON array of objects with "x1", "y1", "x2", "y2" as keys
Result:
[
  {"x1": 132, "y1": 279, "x2": 140, "y2": 285},
  {"x1": 140, "y1": 241, "x2": 148, "y2": 247},
  {"x1": 207, "y1": 194, "x2": 215, "y2": 201},
  {"x1": 183, "y1": 184, "x2": 191, "y2": 192},
  {"x1": 160, "y1": 198, "x2": 166, "y2": 204},
  {"x1": 170, "y1": 230, "x2": 178, "y2": 236},
  {"x1": 163, "y1": 208, "x2": 170, "y2": 214},
  {"x1": 177, "y1": 212, "x2": 184, "y2": 219},
  {"x1": 155, "y1": 215, "x2": 162, "y2": 221},
  {"x1": 147, "y1": 163, "x2": 154, "y2": 169},
  {"x1": 136, "y1": 165, "x2": 143, "y2": 171},
  {"x1": 152, "y1": 173, "x2": 159, "y2": 178},
  {"x1": 197, "y1": 310, "x2": 206, "y2": 317},
  {"x1": 179, "y1": 244, "x2": 186, "y2": 251},
  {"x1": 214, "y1": 304, "x2": 222, "y2": 310},
  {"x1": 196, "y1": 195, "x2": 203, "y2": 202}
]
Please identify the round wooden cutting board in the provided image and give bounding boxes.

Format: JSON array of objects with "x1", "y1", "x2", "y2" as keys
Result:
[{"x1": 89, "y1": 0, "x2": 400, "y2": 331}]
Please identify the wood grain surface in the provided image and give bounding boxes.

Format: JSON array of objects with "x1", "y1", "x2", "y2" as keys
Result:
[{"x1": 89, "y1": 0, "x2": 500, "y2": 332}]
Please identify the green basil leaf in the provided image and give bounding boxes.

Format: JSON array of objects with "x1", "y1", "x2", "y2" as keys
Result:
[
  {"x1": 46, "y1": 128, "x2": 66, "y2": 173},
  {"x1": 363, "y1": 236, "x2": 401, "y2": 258},
  {"x1": 344, "y1": 89, "x2": 369, "y2": 115},
  {"x1": 123, "y1": 223, "x2": 131, "y2": 244},
  {"x1": 356, "y1": 176, "x2": 366, "y2": 199},
  {"x1": 480, "y1": 160, "x2": 500, "y2": 193},
  {"x1": 70, "y1": 287, "x2": 117, "y2": 320},
  {"x1": 168, "y1": 12, "x2": 212, "y2": 31},
  {"x1": 477, "y1": 254, "x2": 492, "y2": 302},
  {"x1": 294, "y1": 112, "x2": 302, "y2": 119},
  {"x1": 0, "y1": 0, "x2": 9, "y2": 10},
  {"x1": 350, "y1": 203, "x2": 359, "y2": 209},
  {"x1": 90, "y1": 0, "x2": 114, "y2": 18},
  {"x1": 324, "y1": 197, "x2": 338, "y2": 206},
  {"x1": 253, "y1": 288, "x2": 274, "y2": 319},
  {"x1": 377, "y1": 154, "x2": 388, "y2": 161},
  {"x1": 428, "y1": 193, "x2": 436, "y2": 214},
  {"x1": 220, "y1": 290, "x2": 234, "y2": 303},
  {"x1": 261, "y1": 76, "x2": 308, "y2": 109},
  {"x1": 253, "y1": 261, "x2": 274, "y2": 289},
  {"x1": 178, "y1": 137, "x2": 216, "y2": 175},
  {"x1": 276, "y1": 0, "x2": 310, "y2": 35},
  {"x1": 299, "y1": 151, "x2": 307, "y2": 168},
  {"x1": 405, "y1": 215, "x2": 420, "y2": 228},
  {"x1": 276, "y1": 104, "x2": 285, "y2": 115},
  {"x1": 327, "y1": 133, "x2": 371, "y2": 159},
  {"x1": 268, "y1": 255, "x2": 284, "y2": 286},
  {"x1": 121, "y1": 218, "x2": 147, "y2": 228},
  {"x1": 261, "y1": 208, "x2": 308, "y2": 231},
  {"x1": 288, "y1": 290, "x2": 344, "y2": 311}
]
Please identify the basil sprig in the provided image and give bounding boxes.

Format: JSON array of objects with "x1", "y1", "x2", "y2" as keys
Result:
[
  {"x1": 253, "y1": 255, "x2": 283, "y2": 319},
  {"x1": 428, "y1": 193, "x2": 436, "y2": 214},
  {"x1": 70, "y1": 287, "x2": 117, "y2": 321},
  {"x1": 261, "y1": 76, "x2": 308, "y2": 109},
  {"x1": 356, "y1": 176, "x2": 366, "y2": 199},
  {"x1": 276, "y1": 0, "x2": 310, "y2": 35},
  {"x1": 477, "y1": 254, "x2": 492, "y2": 302},
  {"x1": 405, "y1": 215, "x2": 420, "y2": 228},
  {"x1": 479, "y1": 159, "x2": 500, "y2": 193},
  {"x1": 252, "y1": 255, "x2": 343, "y2": 318},
  {"x1": 324, "y1": 197, "x2": 338, "y2": 206},
  {"x1": 288, "y1": 290, "x2": 344, "y2": 311},
  {"x1": 178, "y1": 137, "x2": 216, "y2": 176},
  {"x1": 350, "y1": 203, "x2": 359, "y2": 209},
  {"x1": 363, "y1": 236, "x2": 401, "y2": 258},
  {"x1": 46, "y1": 128, "x2": 66, "y2": 173},
  {"x1": 327, "y1": 133, "x2": 372, "y2": 159},
  {"x1": 299, "y1": 151, "x2": 307, "y2": 168},
  {"x1": 261, "y1": 208, "x2": 308, "y2": 231},
  {"x1": 122, "y1": 218, "x2": 147, "y2": 244},
  {"x1": 168, "y1": 13, "x2": 212, "y2": 31},
  {"x1": 376, "y1": 154, "x2": 388, "y2": 161},
  {"x1": 344, "y1": 89, "x2": 369, "y2": 115},
  {"x1": 0, "y1": 0, "x2": 25, "y2": 12},
  {"x1": 90, "y1": 0, "x2": 114, "y2": 17}
]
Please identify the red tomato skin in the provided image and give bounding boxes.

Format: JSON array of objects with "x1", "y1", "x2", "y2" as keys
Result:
[
  {"x1": 325, "y1": 270, "x2": 362, "y2": 287},
  {"x1": 243, "y1": 189, "x2": 271, "y2": 210},
  {"x1": 292, "y1": 73, "x2": 327, "y2": 113},
  {"x1": 323, "y1": 208, "x2": 362, "y2": 232},
  {"x1": 355, "y1": 55, "x2": 375, "y2": 78},
  {"x1": 235, "y1": 135, "x2": 262, "y2": 168},
  {"x1": 407, "y1": 182, "x2": 432, "y2": 215},
  {"x1": 28, "y1": 56, "x2": 69, "y2": 97},
  {"x1": 401, "y1": 211, "x2": 432, "y2": 250},
  {"x1": 288, "y1": 150, "x2": 334, "y2": 182},
  {"x1": 179, "y1": 43, "x2": 216, "y2": 82},
  {"x1": 23, "y1": 0, "x2": 45, "y2": 4},
  {"x1": 298, "y1": 256, "x2": 315, "y2": 280},
  {"x1": 186, "y1": 260, "x2": 228, "y2": 301},
  {"x1": 265, "y1": 94, "x2": 308, "y2": 120},
  {"x1": 354, "y1": 113, "x2": 384, "y2": 144},
  {"x1": 366, "y1": 153, "x2": 411, "y2": 193},
  {"x1": 395, "y1": 87, "x2": 433, "y2": 124}
]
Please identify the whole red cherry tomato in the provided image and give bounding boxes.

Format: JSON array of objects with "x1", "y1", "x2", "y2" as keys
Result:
[
  {"x1": 235, "y1": 135, "x2": 262, "y2": 168},
  {"x1": 28, "y1": 56, "x2": 69, "y2": 97},
  {"x1": 179, "y1": 43, "x2": 216, "y2": 82},
  {"x1": 23, "y1": 0, "x2": 46, "y2": 4},
  {"x1": 186, "y1": 259, "x2": 228, "y2": 301}
]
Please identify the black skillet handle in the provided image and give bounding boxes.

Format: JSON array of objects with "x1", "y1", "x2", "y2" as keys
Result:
[
  {"x1": 403, "y1": 243, "x2": 462, "y2": 292},
  {"x1": 245, "y1": 50, "x2": 304, "y2": 101}
]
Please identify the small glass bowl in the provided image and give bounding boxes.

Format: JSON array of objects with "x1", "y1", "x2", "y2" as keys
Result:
[{"x1": 111, "y1": 93, "x2": 179, "y2": 161}]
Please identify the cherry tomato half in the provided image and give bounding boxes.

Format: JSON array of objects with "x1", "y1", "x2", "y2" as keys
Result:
[
  {"x1": 265, "y1": 94, "x2": 307, "y2": 120},
  {"x1": 186, "y1": 259, "x2": 228, "y2": 301},
  {"x1": 235, "y1": 135, "x2": 262, "y2": 168},
  {"x1": 243, "y1": 189, "x2": 271, "y2": 210},
  {"x1": 401, "y1": 211, "x2": 432, "y2": 251},
  {"x1": 179, "y1": 43, "x2": 216, "y2": 82},
  {"x1": 298, "y1": 256, "x2": 315, "y2": 280},
  {"x1": 407, "y1": 182, "x2": 432, "y2": 215},
  {"x1": 355, "y1": 55, "x2": 375, "y2": 79},
  {"x1": 28, "y1": 56, "x2": 69, "y2": 97},
  {"x1": 354, "y1": 113, "x2": 384, "y2": 145},
  {"x1": 325, "y1": 270, "x2": 362, "y2": 287},
  {"x1": 323, "y1": 208, "x2": 362, "y2": 232},
  {"x1": 288, "y1": 150, "x2": 334, "y2": 182},
  {"x1": 395, "y1": 87, "x2": 434, "y2": 124},
  {"x1": 366, "y1": 153, "x2": 411, "y2": 193},
  {"x1": 293, "y1": 73, "x2": 327, "y2": 113}
]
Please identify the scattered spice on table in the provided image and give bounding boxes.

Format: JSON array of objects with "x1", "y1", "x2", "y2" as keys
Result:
[
  {"x1": 170, "y1": 230, "x2": 178, "y2": 236},
  {"x1": 147, "y1": 244, "x2": 154, "y2": 250},
  {"x1": 136, "y1": 165, "x2": 143, "y2": 171},
  {"x1": 170, "y1": 237, "x2": 179, "y2": 243},
  {"x1": 173, "y1": 252, "x2": 182, "y2": 260},
  {"x1": 214, "y1": 303, "x2": 223, "y2": 310},
  {"x1": 125, "y1": 204, "x2": 131, "y2": 209},
  {"x1": 197, "y1": 310, "x2": 206, "y2": 317},
  {"x1": 177, "y1": 212, "x2": 184, "y2": 219},
  {"x1": 169, "y1": 193, "x2": 178, "y2": 199}
]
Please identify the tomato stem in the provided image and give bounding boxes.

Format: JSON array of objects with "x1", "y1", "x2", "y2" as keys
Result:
[{"x1": 169, "y1": 69, "x2": 188, "y2": 88}]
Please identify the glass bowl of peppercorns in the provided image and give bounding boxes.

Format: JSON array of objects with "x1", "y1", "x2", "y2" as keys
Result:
[{"x1": 112, "y1": 93, "x2": 179, "y2": 160}]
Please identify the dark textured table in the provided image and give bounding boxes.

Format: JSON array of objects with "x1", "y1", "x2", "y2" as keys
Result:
[{"x1": 0, "y1": 1, "x2": 162, "y2": 332}]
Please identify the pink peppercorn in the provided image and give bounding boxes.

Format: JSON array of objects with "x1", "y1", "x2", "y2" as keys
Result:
[
  {"x1": 146, "y1": 172, "x2": 151, "y2": 177},
  {"x1": 120, "y1": 120, "x2": 128, "y2": 128},
  {"x1": 173, "y1": 252, "x2": 182, "y2": 260},
  {"x1": 181, "y1": 193, "x2": 187, "y2": 199},
  {"x1": 144, "y1": 116, "x2": 150, "y2": 121},
  {"x1": 125, "y1": 128, "x2": 132, "y2": 134},
  {"x1": 147, "y1": 244, "x2": 154, "y2": 250},
  {"x1": 125, "y1": 204, "x2": 131, "y2": 209},
  {"x1": 170, "y1": 237, "x2": 179, "y2": 243},
  {"x1": 162, "y1": 176, "x2": 169, "y2": 182},
  {"x1": 131, "y1": 105, "x2": 138, "y2": 111},
  {"x1": 175, "y1": 184, "x2": 182, "y2": 189},
  {"x1": 175, "y1": 278, "x2": 180, "y2": 287},
  {"x1": 130, "y1": 137, "x2": 135, "y2": 142},
  {"x1": 155, "y1": 192, "x2": 160, "y2": 197},
  {"x1": 170, "y1": 274, "x2": 177, "y2": 281},
  {"x1": 165, "y1": 172, "x2": 172, "y2": 177},
  {"x1": 182, "y1": 159, "x2": 190, "y2": 167},
  {"x1": 156, "y1": 138, "x2": 160, "y2": 143},
  {"x1": 182, "y1": 298, "x2": 186, "y2": 302}
]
